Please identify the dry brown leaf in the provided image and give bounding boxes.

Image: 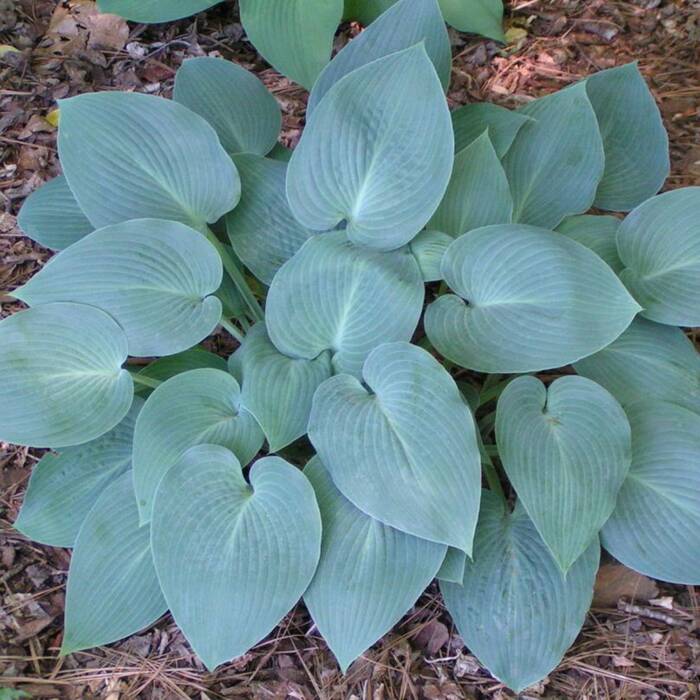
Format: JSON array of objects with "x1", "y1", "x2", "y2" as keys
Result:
[
  {"x1": 86, "y1": 12, "x2": 129, "y2": 51},
  {"x1": 593, "y1": 563, "x2": 659, "y2": 607}
]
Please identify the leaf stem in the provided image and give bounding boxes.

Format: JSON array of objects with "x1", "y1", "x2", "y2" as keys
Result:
[
  {"x1": 203, "y1": 227, "x2": 264, "y2": 322},
  {"x1": 482, "y1": 459, "x2": 506, "y2": 501},
  {"x1": 220, "y1": 317, "x2": 245, "y2": 344},
  {"x1": 128, "y1": 370, "x2": 162, "y2": 389},
  {"x1": 478, "y1": 377, "x2": 512, "y2": 407}
]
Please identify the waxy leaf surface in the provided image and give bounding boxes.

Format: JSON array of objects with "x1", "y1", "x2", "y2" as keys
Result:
[
  {"x1": 574, "y1": 318, "x2": 700, "y2": 414},
  {"x1": 62, "y1": 472, "x2": 167, "y2": 654},
  {"x1": 504, "y1": 83, "x2": 604, "y2": 229},
  {"x1": 308, "y1": 342, "x2": 481, "y2": 552},
  {"x1": 174, "y1": 57, "x2": 281, "y2": 156},
  {"x1": 151, "y1": 446, "x2": 321, "y2": 669},
  {"x1": 602, "y1": 401, "x2": 700, "y2": 584},
  {"x1": 308, "y1": 0, "x2": 450, "y2": 113},
  {"x1": 15, "y1": 219, "x2": 223, "y2": 357},
  {"x1": 0, "y1": 303, "x2": 132, "y2": 448},
  {"x1": 496, "y1": 376, "x2": 631, "y2": 572},
  {"x1": 58, "y1": 92, "x2": 239, "y2": 229},
  {"x1": 97, "y1": 0, "x2": 221, "y2": 22},
  {"x1": 132, "y1": 368, "x2": 264, "y2": 523},
  {"x1": 425, "y1": 224, "x2": 640, "y2": 373},
  {"x1": 616, "y1": 187, "x2": 700, "y2": 326},
  {"x1": 266, "y1": 231, "x2": 424, "y2": 378},
  {"x1": 287, "y1": 46, "x2": 453, "y2": 251},
  {"x1": 226, "y1": 154, "x2": 314, "y2": 285},
  {"x1": 15, "y1": 398, "x2": 143, "y2": 547},
  {"x1": 556, "y1": 214, "x2": 623, "y2": 274},
  {"x1": 451, "y1": 103, "x2": 531, "y2": 157},
  {"x1": 304, "y1": 457, "x2": 445, "y2": 671},
  {"x1": 18, "y1": 175, "x2": 93, "y2": 250},
  {"x1": 238, "y1": 324, "x2": 333, "y2": 451},
  {"x1": 442, "y1": 491, "x2": 600, "y2": 693}
]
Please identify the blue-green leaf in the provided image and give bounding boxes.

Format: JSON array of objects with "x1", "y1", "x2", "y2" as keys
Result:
[
  {"x1": 616, "y1": 187, "x2": 700, "y2": 326},
  {"x1": 237, "y1": 324, "x2": 332, "y2": 451},
  {"x1": 304, "y1": 456, "x2": 445, "y2": 671},
  {"x1": 308, "y1": 0, "x2": 450, "y2": 114},
  {"x1": 436, "y1": 547, "x2": 467, "y2": 583},
  {"x1": 428, "y1": 131, "x2": 512, "y2": 236},
  {"x1": 439, "y1": 0, "x2": 504, "y2": 41},
  {"x1": 496, "y1": 376, "x2": 631, "y2": 572},
  {"x1": 409, "y1": 229, "x2": 452, "y2": 282},
  {"x1": 0, "y1": 303, "x2": 133, "y2": 448},
  {"x1": 132, "y1": 368, "x2": 264, "y2": 523},
  {"x1": 14, "y1": 219, "x2": 223, "y2": 357},
  {"x1": 441, "y1": 491, "x2": 600, "y2": 693},
  {"x1": 226, "y1": 154, "x2": 314, "y2": 285},
  {"x1": 173, "y1": 57, "x2": 281, "y2": 156},
  {"x1": 17, "y1": 175, "x2": 93, "y2": 250},
  {"x1": 61, "y1": 472, "x2": 167, "y2": 654},
  {"x1": 451, "y1": 103, "x2": 532, "y2": 157},
  {"x1": 308, "y1": 342, "x2": 481, "y2": 552},
  {"x1": 504, "y1": 83, "x2": 605, "y2": 229},
  {"x1": 97, "y1": 0, "x2": 222, "y2": 22},
  {"x1": 287, "y1": 45, "x2": 454, "y2": 251},
  {"x1": 602, "y1": 401, "x2": 700, "y2": 584},
  {"x1": 239, "y1": 0, "x2": 344, "y2": 90},
  {"x1": 425, "y1": 224, "x2": 640, "y2": 373},
  {"x1": 151, "y1": 445, "x2": 321, "y2": 670},
  {"x1": 574, "y1": 318, "x2": 700, "y2": 414},
  {"x1": 266, "y1": 231, "x2": 424, "y2": 378},
  {"x1": 556, "y1": 214, "x2": 623, "y2": 273},
  {"x1": 137, "y1": 349, "x2": 227, "y2": 394},
  {"x1": 58, "y1": 92, "x2": 239, "y2": 229},
  {"x1": 14, "y1": 398, "x2": 143, "y2": 547},
  {"x1": 585, "y1": 63, "x2": 669, "y2": 211}
]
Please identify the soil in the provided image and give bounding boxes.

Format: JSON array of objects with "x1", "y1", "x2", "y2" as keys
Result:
[{"x1": 0, "y1": 0, "x2": 699, "y2": 698}]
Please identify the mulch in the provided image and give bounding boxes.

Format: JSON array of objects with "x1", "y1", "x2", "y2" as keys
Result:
[{"x1": 1, "y1": 0, "x2": 699, "y2": 697}]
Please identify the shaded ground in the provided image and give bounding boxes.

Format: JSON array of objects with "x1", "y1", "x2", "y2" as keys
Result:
[{"x1": 1, "y1": 0, "x2": 699, "y2": 697}]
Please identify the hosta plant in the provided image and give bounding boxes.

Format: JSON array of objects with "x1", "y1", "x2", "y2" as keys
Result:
[
  {"x1": 7, "y1": 0, "x2": 700, "y2": 692},
  {"x1": 97, "y1": 0, "x2": 504, "y2": 89}
]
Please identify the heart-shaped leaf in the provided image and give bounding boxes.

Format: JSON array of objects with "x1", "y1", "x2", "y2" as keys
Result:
[
  {"x1": 151, "y1": 445, "x2": 321, "y2": 669},
  {"x1": 496, "y1": 375, "x2": 631, "y2": 572},
  {"x1": 265, "y1": 231, "x2": 424, "y2": 378},
  {"x1": 409, "y1": 229, "x2": 453, "y2": 282},
  {"x1": 556, "y1": 215, "x2": 623, "y2": 274},
  {"x1": 304, "y1": 456, "x2": 445, "y2": 671},
  {"x1": 602, "y1": 401, "x2": 700, "y2": 584},
  {"x1": 14, "y1": 219, "x2": 223, "y2": 357},
  {"x1": 226, "y1": 154, "x2": 314, "y2": 285},
  {"x1": 173, "y1": 57, "x2": 281, "y2": 156},
  {"x1": 441, "y1": 491, "x2": 600, "y2": 693},
  {"x1": 428, "y1": 131, "x2": 512, "y2": 237},
  {"x1": 286, "y1": 45, "x2": 454, "y2": 251},
  {"x1": 503, "y1": 83, "x2": 605, "y2": 229},
  {"x1": 439, "y1": 0, "x2": 505, "y2": 40},
  {"x1": 17, "y1": 175, "x2": 93, "y2": 250},
  {"x1": 451, "y1": 103, "x2": 531, "y2": 157},
  {"x1": 616, "y1": 187, "x2": 700, "y2": 326},
  {"x1": 97, "y1": 0, "x2": 222, "y2": 22},
  {"x1": 237, "y1": 324, "x2": 333, "y2": 451},
  {"x1": 0, "y1": 303, "x2": 133, "y2": 448},
  {"x1": 133, "y1": 368, "x2": 264, "y2": 523},
  {"x1": 14, "y1": 398, "x2": 143, "y2": 548},
  {"x1": 574, "y1": 318, "x2": 700, "y2": 414},
  {"x1": 425, "y1": 224, "x2": 640, "y2": 373},
  {"x1": 586, "y1": 63, "x2": 669, "y2": 211},
  {"x1": 58, "y1": 92, "x2": 239, "y2": 229},
  {"x1": 61, "y1": 472, "x2": 167, "y2": 654},
  {"x1": 308, "y1": 342, "x2": 481, "y2": 551},
  {"x1": 308, "y1": 0, "x2": 450, "y2": 114},
  {"x1": 239, "y1": 0, "x2": 343, "y2": 89}
]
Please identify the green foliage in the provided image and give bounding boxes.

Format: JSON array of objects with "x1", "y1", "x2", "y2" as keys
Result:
[{"x1": 6, "y1": 3, "x2": 698, "y2": 692}]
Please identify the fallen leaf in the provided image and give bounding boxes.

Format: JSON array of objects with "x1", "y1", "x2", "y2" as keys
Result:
[
  {"x1": 593, "y1": 563, "x2": 659, "y2": 607},
  {"x1": 86, "y1": 12, "x2": 129, "y2": 51},
  {"x1": 650, "y1": 596, "x2": 675, "y2": 610}
]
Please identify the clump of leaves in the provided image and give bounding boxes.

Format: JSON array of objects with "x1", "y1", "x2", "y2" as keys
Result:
[
  {"x1": 6, "y1": 0, "x2": 700, "y2": 692},
  {"x1": 97, "y1": 0, "x2": 505, "y2": 88}
]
